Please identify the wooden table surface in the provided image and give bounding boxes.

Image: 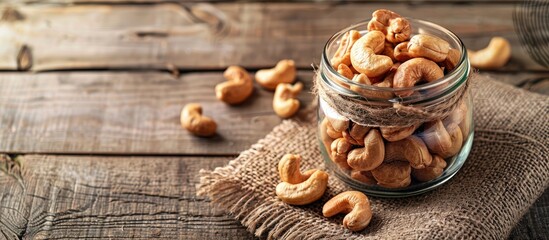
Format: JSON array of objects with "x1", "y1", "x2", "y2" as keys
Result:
[{"x1": 0, "y1": 1, "x2": 547, "y2": 239}]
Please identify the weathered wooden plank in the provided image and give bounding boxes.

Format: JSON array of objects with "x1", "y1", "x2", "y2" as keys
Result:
[
  {"x1": 0, "y1": 154, "x2": 255, "y2": 239},
  {"x1": 0, "y1": 3, "x2": 543, "y2": 71},
  {"x1": 0, "y1": 71, "x2": 314, "y2": 155},
  {"x1": 510, "y1": 189, "x2": 549, "y2": 240},
  {"x1": 0, "y1": 70, "x2": 547, "y2": 155},
  {"x1": 483, "y1": 72, "x2": 549, "y2": 95},
  {"x1": 1, "y1": 0, "x2": 528, "y2": 4},
  {"x1": 0, "y1": 153, "x2": 546, "y2": 240}
]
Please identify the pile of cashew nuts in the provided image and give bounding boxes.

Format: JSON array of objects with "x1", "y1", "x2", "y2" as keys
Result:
[
  {"x1": 181, "y1": 60, "x2": 301, "y2": 137},
  {"x1": 276, "y1": 154, "x2": 372, "y2": 232},
  {"x1": 318, "y1": 9, "x2": 475, "y2": 188}
]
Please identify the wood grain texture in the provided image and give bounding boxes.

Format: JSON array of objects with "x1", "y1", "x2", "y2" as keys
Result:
[
  {"x1": 0, "y1": 3, "x2": 544, "y2": 71},
  {"x1": 0, "y1": 71, "x2": 314, "y2": 155},
  {"x1": 0, "y1": 154, "x2": 546, "y2": 240},
  {"x1": 0, "y1": 70, "x2": 547, "y2": 155},
  {"x1": 509, "y1": 190, "x2": 549, "y2": 240},
  {"x1": 0, "y1": 154, "x2": 255, "y2": 240},
  {"x1": 0, "y1": 0, "x2": 529, "y2": 5}
]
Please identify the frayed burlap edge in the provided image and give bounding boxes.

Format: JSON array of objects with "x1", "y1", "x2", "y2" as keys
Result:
[{"x1": 197, "y1": 119, "x2": 365, "y2": 240}]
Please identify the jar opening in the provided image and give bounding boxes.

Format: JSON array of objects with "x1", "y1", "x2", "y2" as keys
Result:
[{"x1": 320, "y1": 18, "x2": 469, "y2": 104}]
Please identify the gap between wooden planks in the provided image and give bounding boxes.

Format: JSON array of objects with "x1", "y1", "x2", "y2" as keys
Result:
[{"x1": 0, "y1": 2, "x2": 544, "y2": 72}]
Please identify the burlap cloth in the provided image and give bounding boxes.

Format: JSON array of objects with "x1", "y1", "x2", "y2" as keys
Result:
[{"x1": 197, "y1": 75, "x2": 549, "y2": 239}]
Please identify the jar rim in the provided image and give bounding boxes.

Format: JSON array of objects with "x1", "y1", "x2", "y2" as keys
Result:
[{"x1": 321, "y1": 18, "x2": 469, "y2": 100}]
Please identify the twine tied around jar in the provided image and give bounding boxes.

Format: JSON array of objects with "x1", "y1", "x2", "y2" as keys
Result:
[{"x1": 313, "y1": 71, "x2": 472, "y2": 127}]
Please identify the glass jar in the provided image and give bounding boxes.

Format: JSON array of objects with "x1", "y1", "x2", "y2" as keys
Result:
[{"x1": 317, "y1": 19, "x2": 473, "y2": 197}]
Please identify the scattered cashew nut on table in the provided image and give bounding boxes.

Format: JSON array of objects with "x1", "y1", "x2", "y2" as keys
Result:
[
  {"x1": 276, "y1": 169, "x2": 329, "y2": 205},
  {"x1": 215, "y1": 66, "x2": 254, "y2": 105},
  {"x1": 278, "y1": 154, "x2": 316, "y2": 184},
  {"x1": 255, "y1": 59, "x2": 297, "y2": 90},
  {"x1": 180, "y1": 103, "x2": 217, "y2": 137},
  {"x1": 468, "y1": 37, "x2": 511, "y2": 70},
  {"x1": 323, "y1": 191, "x2": 373, "y2": 232},
  {"x1": 273, "y1": 82, "x2": 303, "y2": 118}
]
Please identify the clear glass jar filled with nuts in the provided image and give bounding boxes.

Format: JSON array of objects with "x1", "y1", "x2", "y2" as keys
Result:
[{"x1": 317, "y1": 10, "x2": 473, "y2": 197}]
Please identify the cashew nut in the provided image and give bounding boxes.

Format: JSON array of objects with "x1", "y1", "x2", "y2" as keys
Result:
[
  {"x1": 382, "y1": 42, "x2": 396, "y2": 61},
  {"x1": 347, "y1": 129, "x2": 385, "y2": 171},
  {"x1": 468, "y1": 37, "x2": 511, "y2": 70},
  {"x1": 385, "y1": 135, "x2": 432, "y2": 169},
  {"x1": 342, "y1": 122, "x2": 371, "y2": 146},
  {"x1": 380, "y1": 124, "x2": 418, "y2": 142},
  {"x1": 459, "y1": 113, "x2": 471, "y2": 142},
  {"x1": 273, "y1": 82, "x2": 303, "y2": 118},
  {"x1": 278, "y1": 154, "x2": 316, "y2": 184},
  {"x1": 320, "y1": 118, "x2": 335, "y2": 155},
  {"x1": 331, "y1": 30, "x2": 362, "y2": 69},
  {"x1": 326, "y1": 119, "x2": 343, "y2": 139},
  {"x1": 337, "y1": 63, "x2": 354, "y2": 81},
  {"x1": 327, "y1": 116, "x2": 349, "y2": 132},
  {"x1": 420, "y1": 120, "x2": 451, "y2": 155},
  {"x1": 322, "y1": 191, "x2": 372, "y2": 232},
  {"x1": 330, "y1": 138, "x2": 353, "y2": 170},
  {"x1": 420, "y1": 120, "x2": 462, "y2": 158},
  {"x1": 367, "y1": 9, "x2": 411, "y2": 43},
  {"x1": 180, "y1": 103, "x2": 217, "y2": 137},
  {"x1": 350, "y1": 30, "x2": 393, "y2": 78},
  {"x1": 394, "y1": 41, "x2": 412, "y2": 62},
  {"x1": 393, "y1": 58, "x2": 444, "y2": 97},
  {"x1": 351, "y1": 170, "x2": 376, "y2": 185},
  {"x1": 443, "y1": 100, "x2": 468, "y2": 140},
  {"x1": 371, "y1": 161, "x2": 412, "y2": 188},
  {"x1": 350, "y1": 73, "x2": 394, "y2": 99},
  {"x1": 276, "y1": 170, "x2": 329, "y2": 205},
  {"x1": 216, "y1": 66, "x2": 254, "y2": 105},
  {"x1": 441, "y1": 48, "x2": 461, "y2": 73},
  {"x1": 408, "y1": 34, "x2": 450, "y2": 62},
  {"x1": 443, "y1": 123, "x2": 463, "y2": 158},
  {"x1": 255, "y1": 59, "x2": 296, "y2": 90},
  {"x1": 412, "y1": 155, "x2": 447, "y2": 182}
]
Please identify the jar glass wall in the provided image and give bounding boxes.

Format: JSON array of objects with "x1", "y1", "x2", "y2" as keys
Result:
[{"x1": 317, "y1": 19, "x2": 473, "y2": 197}]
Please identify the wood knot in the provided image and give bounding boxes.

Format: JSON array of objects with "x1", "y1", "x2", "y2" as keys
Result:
[
  {"x1": 18, "y1": 45, "x2": 32, "y2": 71},
  {"x1": 190, "y1": 3, "x2": 231, "y2": 37},
  {"x1": 1, "y1": 7, "x2": 24, "y2": 22}
]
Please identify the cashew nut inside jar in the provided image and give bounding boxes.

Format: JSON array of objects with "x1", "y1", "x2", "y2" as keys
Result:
[{"x1": 317, "y1": 11, "x2": 474, "y2": 197}]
